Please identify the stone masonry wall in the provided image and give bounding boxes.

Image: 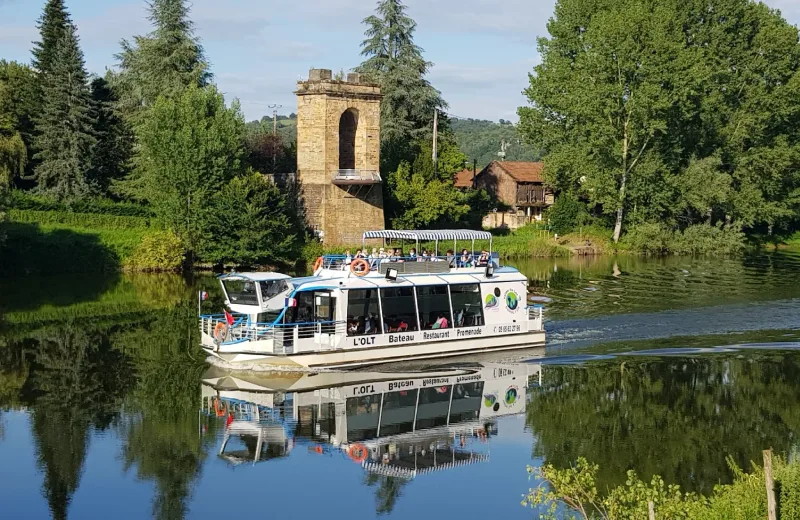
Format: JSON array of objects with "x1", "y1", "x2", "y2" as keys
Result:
[{"x1": 295, "y1": 70, "x2": 384, "y2": 244}]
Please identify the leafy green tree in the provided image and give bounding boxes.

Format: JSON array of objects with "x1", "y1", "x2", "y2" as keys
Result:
[
  {"x1": 87, "y1": 77, "x2": 133, "y2": 194},
  {"x1": 198, "y1": 172, "x2": 303, "y2": 267},
  {"x1": 412, "y1": 139, "x2": 467, "y2": 181},
  {"x1": 0, "y1": 61, "x2": 37, "y2": 182},
  {"x1": 32, "y1": 23, "x2": 96, "y2": 200},
  {"x1": 388, "y1": 161, "x2": 469, "y2": 228},
  {"x1": 112, "y1": 0, "x2": 211, "y2": 121},
  {"x1": 356, "y1": 0, "x2": 446, "y2": 172},
  {"x1": 123, "y1": 85, "x2": 244, "y2": 256},
  {"x1": 520, "y1": 0, "x2": 800, "y2": 242},
  {"x1": 519, "y1": 0, "x2": 699, "y2": 242}
]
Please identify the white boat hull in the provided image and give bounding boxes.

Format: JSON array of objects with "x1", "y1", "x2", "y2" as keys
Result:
[{"x1": 202, "y1": 330, "x2": 546, "y2": 368}]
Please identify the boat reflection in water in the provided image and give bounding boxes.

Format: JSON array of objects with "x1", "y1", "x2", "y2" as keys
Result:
[{"x1": 200, "y1": 359, "x2": 542, "y2": 478}]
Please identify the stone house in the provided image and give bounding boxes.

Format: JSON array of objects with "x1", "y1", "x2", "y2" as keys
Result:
[
  {"x1": 474, "y1": 161, "x2": 554, "y2": 230},
  {"x1": 453, "y1": 167, "x2": 477, "y2": 190}
]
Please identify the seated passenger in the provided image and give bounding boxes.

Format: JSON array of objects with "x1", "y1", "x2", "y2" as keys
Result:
[
  {"x1": 460, "y1": 249, "x2": 473, "y2": 267},
  {"x1": 431, "y1": 313, "x2": 449, "y2": 329},
  {"x1": 477, "y1": 250, "x2": 490, "y2": 266},
  {"x1": 445, "y1": 250, "x2": 456, "y2": 267},
  {"x1": 408, "y1": 248, "x2": 418, "y2": 260}
]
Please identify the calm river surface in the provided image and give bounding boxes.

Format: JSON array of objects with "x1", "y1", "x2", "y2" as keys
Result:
[{"x1": 2, "y1": 252, "x2": 800, "y2": 519}]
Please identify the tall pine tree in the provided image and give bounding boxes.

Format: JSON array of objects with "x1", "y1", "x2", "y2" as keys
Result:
[
  {"x1": 356, "y1": 0, "x2": 446, "y2": 172},
  {"x1": 31, "y1": 0, "x2": 71, "y2": 77},
  {"x1": 33, "y1": 24, "x2": 96, "y2": 200},
  {"x1": 112, "y1": 0, "x2": 211, "y2": 121},
  {"x1": 88, "y1": 77, "x2": 132, "y2": 194}
]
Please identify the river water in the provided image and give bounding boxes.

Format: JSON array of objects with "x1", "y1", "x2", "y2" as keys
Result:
[{"x1": 2, "y1": 252, "x2": 800, "y2": 519}]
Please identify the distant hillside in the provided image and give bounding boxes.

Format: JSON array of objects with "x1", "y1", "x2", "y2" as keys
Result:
[
  {"x1": 450, "y1": 118, "x2": 541, "y2": 168},
  {"x1": 245, "y1": 113, "x2": 297, "y2": 145}
]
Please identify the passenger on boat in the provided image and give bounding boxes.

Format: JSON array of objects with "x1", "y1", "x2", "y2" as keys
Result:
[
  {"x1": 408, "y1": 248, "x2": 417, "y2": 260},
  {"x1": 446, "y1": 249, "x2": 456, "y2": 267},
  {"x1": 355, "y1": 249, "x2": 366, "y2": 259},
  {"x1": 477, "y1": 250, "x2": 490, "y2": 267},
  {"x1": 460, "y1": 249, "x2": 473, "y2": 267},
  {"x1": 431, "y1": 313, "x2": 449, "y2": 329},
  {"x1": 378, "y1": 247, "x2": 388, "y2": 259}
]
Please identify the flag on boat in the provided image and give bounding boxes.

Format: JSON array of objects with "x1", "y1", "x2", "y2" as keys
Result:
[
  {"x1": 199, "y1": 290, "x2": 208, "y2": 301},
  {"x1": 224, "y1": 310, "x2": 235, "y2": 326}
]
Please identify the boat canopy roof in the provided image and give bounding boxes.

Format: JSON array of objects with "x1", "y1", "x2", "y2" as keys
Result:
[
  {"x1": 218, "y1": 272, "x2": 291, "y2": 282},
  {"x1": 363, "y1": 229, "x2": 493, "y2": 241}
]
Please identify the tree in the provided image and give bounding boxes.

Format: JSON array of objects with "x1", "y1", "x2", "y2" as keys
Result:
[
  {"x1": 520, "y1": 0, "x2": 800, "y2": 242},
  {"x1": 356, "y1": 0, "x2": 446, "y2": 173},
  {"x1": 32, "y1": 23, "x2": 96, "y2": 200},
  {"x1": 243, "y1": 132, "x2": 296, "y2": 174},
  {"x1": 126, "y1": 85, "x2": 244, "y2": 256},
  {"x1": 198, "y1": 173, "x2": 303, "y2": 267},
  {"x1": 87, "y1": 77, "x2": 133, "y2": 194},
  {"x1": 0, "y1": 61, "x2": 37, "y2": 182},
  {"x1": 388, "y1": 161, "x2": 469, "y2": 229},
  {"x1": 412, "y1": 139, "x2": 467, "y2": 182},
  {"x1": 519, "y1": 0, "x2": 700, "y2": 242},
  {"x1": 112, "y1": 0, "x2": 211, "y2": 121},
  {"x1": 31, "y1": 0, "x2": 71, "y2": 78}
]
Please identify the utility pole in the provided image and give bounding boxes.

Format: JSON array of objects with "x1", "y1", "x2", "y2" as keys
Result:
[
  {"x1": 472, "y1": 158, "x2": 477, "y2": 189},
  {"x1": 267, "y1": 104, "x2": 282, "y2": 172},
  {"x1": 432, "y1": 109, "x2": 438, "y2": 177}
]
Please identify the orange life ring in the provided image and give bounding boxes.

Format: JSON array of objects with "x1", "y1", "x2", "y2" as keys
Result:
[
  {"x1": 350, "y1": 258, "x2": 370, "y2": 276},
  {"x1": 348, "y1": 443, "x2": 368, "y2": 462},
  {"x1": 213, "y1": 322, "x2": 229, "y2": 344},
  {"x1": 312, "y1": 256, "x2": 324, "y2": 272},
  {"x1": 214, "y1": 398, "x2": 227, "y2": 417}
]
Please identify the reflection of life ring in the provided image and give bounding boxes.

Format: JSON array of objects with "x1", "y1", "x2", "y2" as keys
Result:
[
  {"x1": 350, "y1": 259, "x2": 370, "y2": 276},
  {"x1": 313, "y1": 256, "x2": 324, "y2": 272},
  {"x1": 214, "y1": 398, "x2": 227, "y2": 417},
  {"x1": 348, "y1": 443, "x2": 368, "y2": 462},
  {"x1": 213, "y1": 322, "x2": 229, "y2": 344}
]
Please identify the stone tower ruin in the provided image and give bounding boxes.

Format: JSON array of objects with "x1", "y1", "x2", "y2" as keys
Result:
[{"x1": 295, "y1": 68, "x2": 385, "y2": 245}]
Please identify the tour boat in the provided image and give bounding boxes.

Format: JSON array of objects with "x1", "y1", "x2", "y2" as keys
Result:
[
  {"x1": 200, "y1": 360, "x2": 542, "y2": 472},
  {"x1": 198, "y1": 230, "x2": 546, "y2": 369}
]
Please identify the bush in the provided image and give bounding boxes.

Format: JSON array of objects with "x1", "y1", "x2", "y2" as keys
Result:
[
  {"x1": 545, "y1": 193, "x2": 589, "y2": 235},
  {"x1": 672, "y1": 225, "x2": 745, "y2": 256},
  {"x1": 622, "y1": 223, "x2": 745, "y2": 256},
  {"x1": 621, "y1": 223, "x2": 674, "y2": 255},
  {"x1": 125, "y1": 230, "x2": 184, "y2": 272}
]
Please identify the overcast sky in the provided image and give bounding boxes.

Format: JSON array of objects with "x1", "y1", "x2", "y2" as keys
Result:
[{"x1": 1, "y1": 0, "x2": 798, "y2": 122}]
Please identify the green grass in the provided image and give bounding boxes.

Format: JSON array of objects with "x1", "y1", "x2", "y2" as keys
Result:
[{"x1": 9, "y1": 209, "x2": 153, "y2": 230}]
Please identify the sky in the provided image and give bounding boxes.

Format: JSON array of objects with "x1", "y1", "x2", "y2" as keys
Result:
[{"x1": 1, "y1": 0, "x2": 798, "y2": 123}]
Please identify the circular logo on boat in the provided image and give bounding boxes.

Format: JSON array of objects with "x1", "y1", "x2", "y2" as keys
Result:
[
  {"x1": 504, "y1": 290, "x2": 521, "y2": 312},
  {"x1": 504, "y1": 386, "x2": 519, "y2": 407},
  {"x1": 484, "y1": 293, "x2": 499, "y2": 310}
]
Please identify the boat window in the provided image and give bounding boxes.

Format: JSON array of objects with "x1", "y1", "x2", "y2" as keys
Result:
[
  {"x1": 259, "y1": 280, "x2": 288, "y2": 300},
  {"x1": 416, "y1": 285, "x2": 453, "y2": 330},
  {"x1": 257, "y1": 310, "x2": 282, "y2": 324},
  {"x1": 346, "y1": 395, "x2": 381, "y2": 442},
  {"x1": 222, "y1": 280, "x2": 259, "y2": 306},
  {"x1": 287, "y1": 291, "x2": 315, "y2": 324},
  {"x1": 379, "y1": 388, "x2": 418, "y2": 436},
  {"x1": 346, "y1": 289, "x2": 382, "y2": 336},
  {"x1": 449, "y1": 284, "x2": 484, "y2": 328},
  {"x1": 415, "y1": 385, "x2": 452, "y2": 430},
  {"x1": 379, "y1": 287, "x2": 418, "y2": 332},
  {"x1": 449, "y1": 381, "x2": 484, "y2": 425}
]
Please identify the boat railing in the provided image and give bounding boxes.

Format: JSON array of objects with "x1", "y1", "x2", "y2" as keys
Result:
[
  {"x1": 318, "y1": 253, "x2": 499, "y2": 273},
  {"x1": 199, "y1": 313, "x2": 276, "y2": 343},
  {"x1": 200, "y1": 315, "x2": 348, "y2": 350},
  {"x1": 272, "y1": 320, "x2": 348, "y2": 354}
]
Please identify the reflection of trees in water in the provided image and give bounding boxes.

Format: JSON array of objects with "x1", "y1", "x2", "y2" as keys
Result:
[
  {"x1": 527, "y1": 353, "x2": 800, "y2": 494},
  {"x1": 26, "y1": 324, "x2": 135, "y2": 520},
  {"x1": 363, "y1": 473, "x2": 409, "y2": 515},
  {"x1": 116, "y1": 303, "x2": 214, "y2": 520}
]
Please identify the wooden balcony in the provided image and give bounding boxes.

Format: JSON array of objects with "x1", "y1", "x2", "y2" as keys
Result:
[
  {"x1": 332, "y1": 169, "x2": 382, "y2": 185},
  {"x1": 516, "y1": 185, "x2": 549, "y2": 206}
]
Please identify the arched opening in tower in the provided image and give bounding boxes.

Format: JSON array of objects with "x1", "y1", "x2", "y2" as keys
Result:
[{"x1": 338, "y1": 108, "x2": 358, "y2": 170}]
